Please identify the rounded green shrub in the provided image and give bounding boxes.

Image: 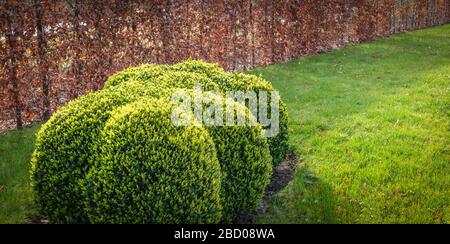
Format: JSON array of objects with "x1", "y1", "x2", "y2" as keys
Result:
[
  {"x1": 153, "y1": 70, "x2": 221, "y2": 92},
  {"x1": 164, "y1": 89, "x2": 272, "y2": 222},
  {"x1": 31, "y1": 81, "x2": 175, "y2": 223},
  {"x1": 103, "y1": 64, "x2": 169, "y2": 89},
  {"x1": 82, "y1": 99, "x2": 223, "y2": 224},
  {"x1": 105, "y1": 60, "x2": 289, "y2": 166},
  {"x1": 31, "y1": 60, "x2": 282, "y2": 223},
  {"x1": 212, "y1": 72, "x2": 289, "y2": 166},
  {"x1": 170, "y1": 59, "x2": 225, "y2": 78},
  {"x1": 204, "y1": 97, "x2": 272, "y2": 222},
  {"x1": 104, "y1": 60, "x2": 224, "y2": 89}
]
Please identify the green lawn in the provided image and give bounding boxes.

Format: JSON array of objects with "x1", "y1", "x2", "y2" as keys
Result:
[
  {"x1": 250, "y1": 24, "x2": 450, "y2": 224},
  {"x1": 1, "y1": 24, "x2": 449, "y2": 224},
  {"x1": 0, "y1": 124, "x2": 41, "y2": 223}
]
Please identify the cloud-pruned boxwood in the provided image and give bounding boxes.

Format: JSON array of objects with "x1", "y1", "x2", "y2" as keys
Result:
[
  {"x1": 174, "y1": 91, "x2": 272, "y2": 222},
  {"x1": 104, "y1": 60, "x2": 289, "y2": 166},
  {"x1": 154, "y1": 71, "x2": 221, "y2": 92},
  {"x1": 152, "y1": 89, "x2": 272, "y2": 222},
  {"x1": 82, "y1": 99, "x2": 223, "y2": 224},
  {"x1": 31, "y1": 60, "x2": 286, "y2": 223}
]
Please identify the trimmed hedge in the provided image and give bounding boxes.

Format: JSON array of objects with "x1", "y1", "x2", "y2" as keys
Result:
[
  {"x1": 82, "y1": 99, "x2": 223, "y2": 223},
  {"x1": 154, "y1": 71, "x2": 221, "y2": 91},
  {"x1": 207, "y1": 98, "x2": 272, "y2": 222},
  {"x1": 104, "y1": 59, "x2": 225, "y2": 89},
  {"x1": 103, "y1": 64, "x2": 168, "y2": 89},
  {"x1": 148, "y1": 90, "x2": 272, "y2": 221},
  {"x1": 170, "y1": 59, "x2": 225, "y2": 78},
  {"x1": 104, "y1": 60, "x2": 289, "y2": 166},
  {"x1": 213, "y1": 72, "x2": 289, "y2": 166},
  {"x1": 31, "y1": 82, "x2": 174, "y2": 223},
  {"x1": 31, "y1": 60, "x2": 286, "y2": 223}
]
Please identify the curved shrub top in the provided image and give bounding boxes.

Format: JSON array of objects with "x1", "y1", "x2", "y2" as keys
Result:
[
  {"x1": 200, "y1": 95, "x2": 272, "y2": 222},
  {"x1": 31, "y1": 81, "x2": 175, "y2": 223},
  {"x1": 105, "y1": 60, "x2": 289, "y2": 165},
  {"x1": 212, "y1": 72, "x2": 289, "y2": 165},
  {"x1": 31, "y1": 60, "x2": 288, "y2": 223},
  {"x1": 104, "y1": 60, "x2": 225, "y2": 89},
  {"x1": 83, "y1": 99, "x2": 223, "y2": 224}
]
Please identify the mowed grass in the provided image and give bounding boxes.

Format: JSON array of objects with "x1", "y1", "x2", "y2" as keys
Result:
[
  {"x1": 0, "y1": 124, "x2": 41, "y2": 223},
  {"x1": 249, "y1": 24, "x2": 450, "y2": 223},
  {"x1": 0, "y1": 24, "x2": 449, "y2": 224}
]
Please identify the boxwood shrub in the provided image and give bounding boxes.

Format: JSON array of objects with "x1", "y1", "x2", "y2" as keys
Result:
[
  {"x1": 103, "y1": 64, "x2": 169, "y2": 89},
  {"x1": 153, "y1": 90, "x2": 273, "y2": 222},
  {"x1": 31, "y1": 60, "x2": 285, "y2": 223},
  {"x1": 205, "y1": 97, "x2": 272, "y2": 222},
  {"x1": 82, "y1": 99, "x2": 223, "y2": 223},
  {"x1": 105, "y1": 60, "x2": 289, "y2": 166},
  {"x1": 170, "y1": 59, "x2": 225, "y2": 78},
  {"x1": 212, "y1": 72, "x2": 289, "y2": 166},
  {"x1": 104, "y1": 60, "x2": 225, "y2": 89},
  {"x1": 31, "y1": 81, "x2": 175, "y2": 223}
]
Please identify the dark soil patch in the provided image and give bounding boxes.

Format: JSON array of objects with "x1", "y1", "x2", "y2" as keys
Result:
[
  {"x1": 29, "y1": 218, "x2": 48, "y2": 224},
  {"x1": 234, "y1": 151, "x2": 300, "y2": 224}
]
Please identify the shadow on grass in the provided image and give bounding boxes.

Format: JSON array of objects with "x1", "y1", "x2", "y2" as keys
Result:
[
  {"x1": 235, "y1": 151, "x2": 339, "y2": 224},
  {"x1": 257, "y1": 166, "x2": 339, "y2": 224}
]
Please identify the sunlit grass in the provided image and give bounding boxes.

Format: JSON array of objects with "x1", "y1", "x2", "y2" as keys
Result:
[{"x1": 251, "y1": 24, "x2": 450, "y2": 223}]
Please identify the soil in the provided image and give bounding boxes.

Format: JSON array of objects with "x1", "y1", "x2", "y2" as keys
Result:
[{"x1": 234, "y1": 151, "x2": 300, "y2": 224}]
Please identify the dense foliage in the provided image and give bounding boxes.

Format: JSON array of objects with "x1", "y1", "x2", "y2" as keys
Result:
[
  {"x1": 31, "y1": 61, "x2": 282, "y2": 223},
  {"x1": 31, "y1": 82, "x2": 172, "y2": 223},
  {"x1": 83, "y1": 99, "x2": 223, "y2": 224},
  {"x1": 106, "y1": 60, "x2": 289, "y2": 165}
]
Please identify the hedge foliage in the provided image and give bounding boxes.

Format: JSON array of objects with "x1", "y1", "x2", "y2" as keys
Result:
[
  {"x1": 212, "y1": 72, "x2": 289, "y2": 165},
  {"x1": 31, "y1": 60, "x2": 287, "y2": 223},
  {"x1": 202, "y1": 96, "x2": 272, "y2": 222},
  {"x1": 105, "y1": 60, "x2": 289, "y2": 166},
  {"x1": 83, "y1": 99, "x2": 223, "y2": 223},
  {"x1": 31, "y1": 81, "x2": 174, "y2": 223}
]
